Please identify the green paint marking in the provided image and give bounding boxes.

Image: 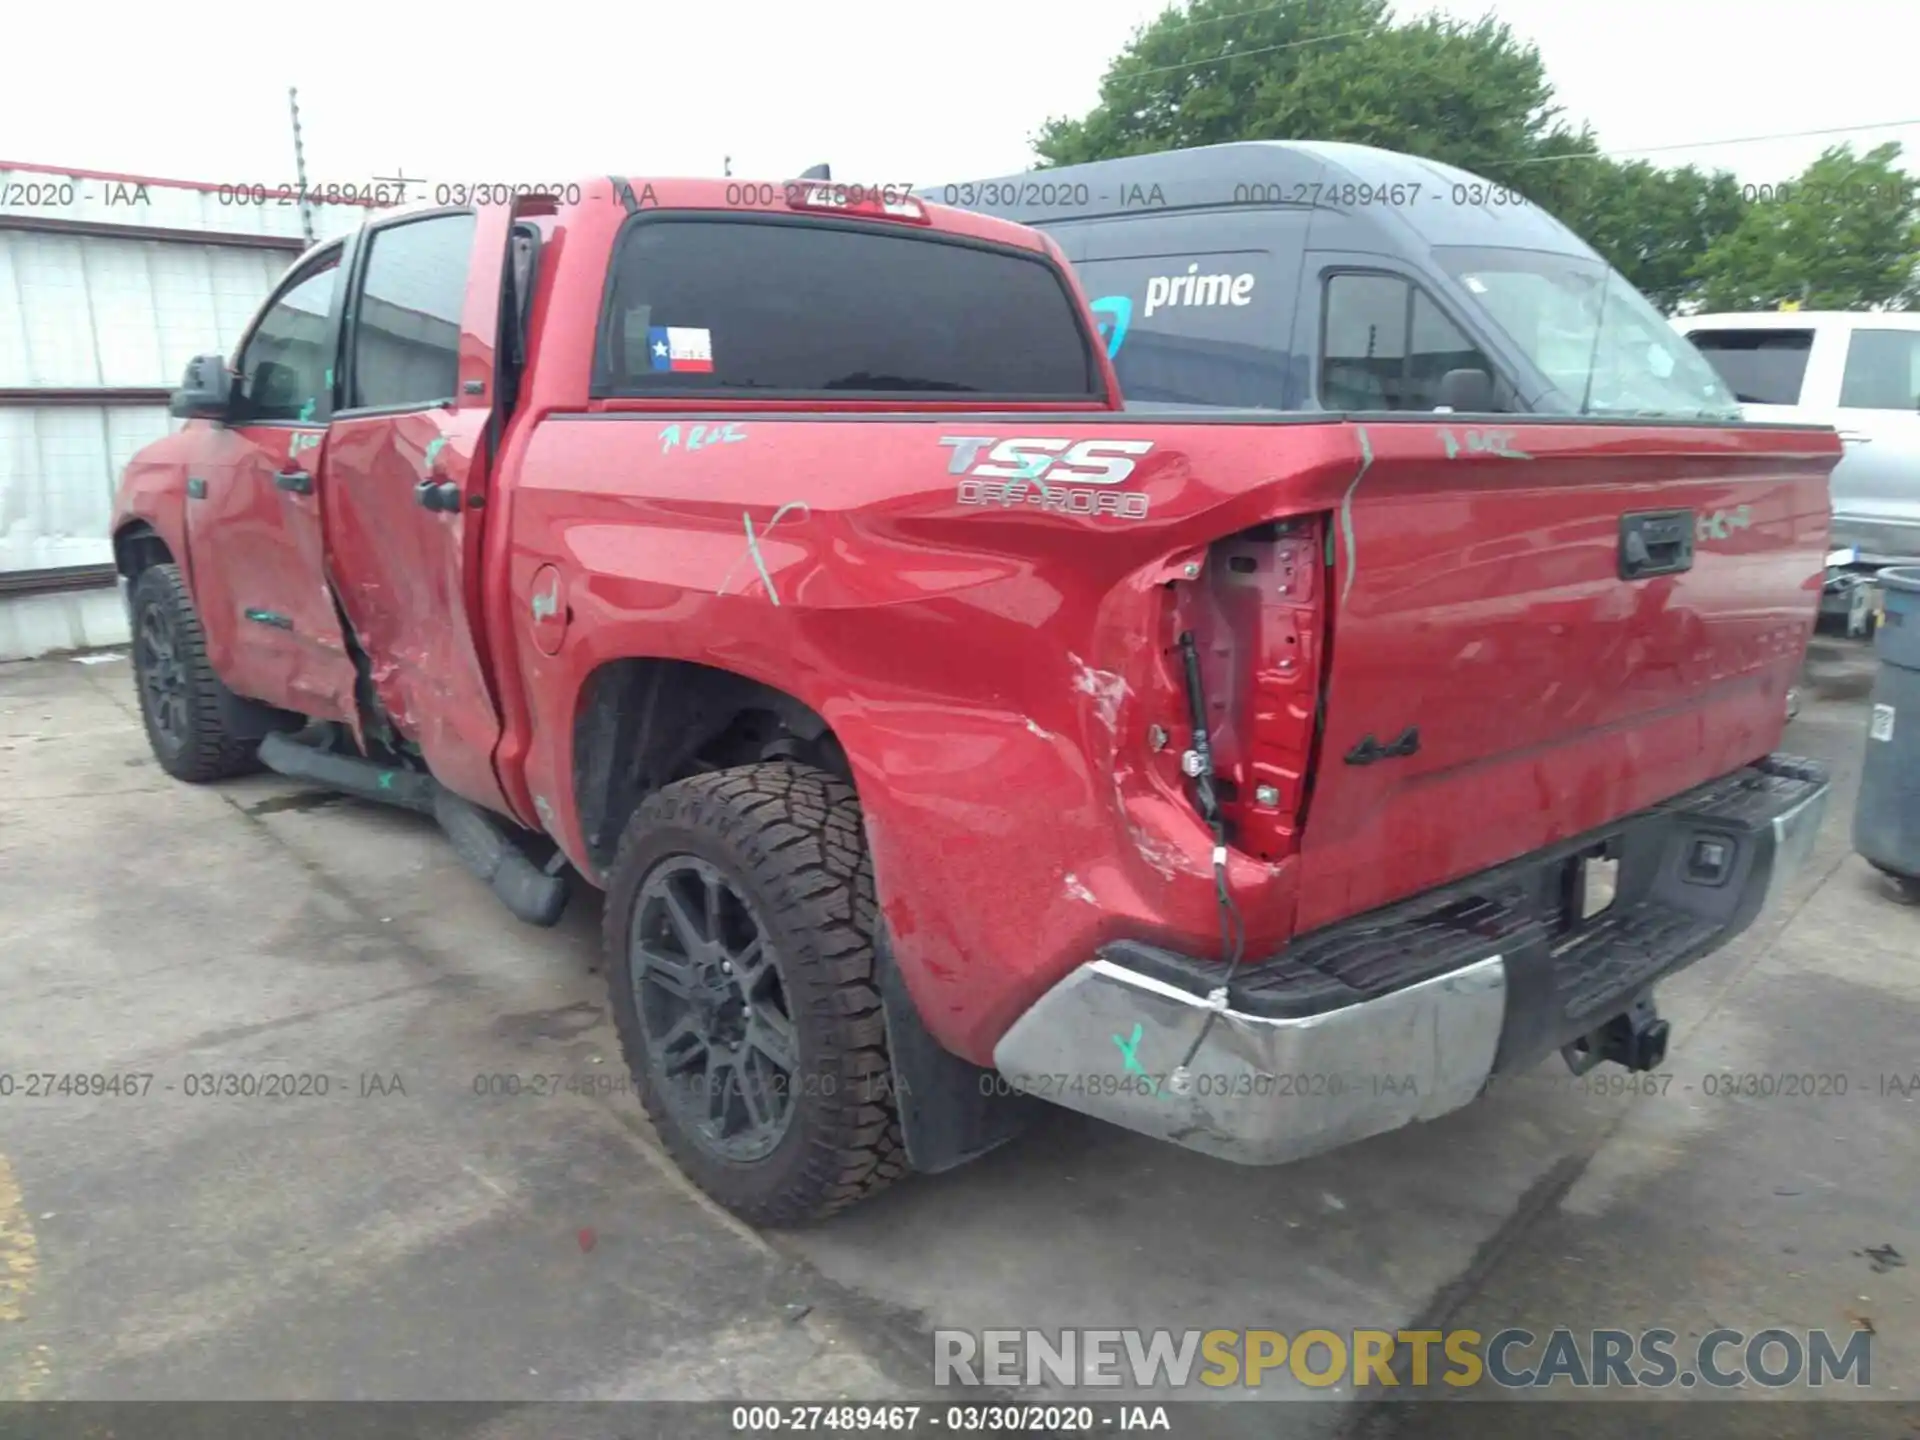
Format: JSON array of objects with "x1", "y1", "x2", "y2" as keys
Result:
[
  {"x1": 377, "y1": 771, "x2": 395, "y2": 790},
  {"x1": 1442, "y1": 426, "x2": 1530, "y2": 461},
  {"x1": 298, "y1": 398, "x2": 315, "y2": 423},
  {"x1": 423, "y1": 437, "x2": 448, "y2": 469},
  {"x1": 1111, "y1": 1022, "x2": 1167, "y2": 1100},
  {"x1": 324, "y1": 366, "x2": 333, "y2": 389}
]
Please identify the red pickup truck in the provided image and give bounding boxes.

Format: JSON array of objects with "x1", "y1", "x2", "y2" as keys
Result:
[{"x1": 113, "y1": 176, "x2": 1836, "y2": 1224}]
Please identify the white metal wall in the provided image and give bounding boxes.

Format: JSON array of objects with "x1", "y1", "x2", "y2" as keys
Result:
[
  {"x1": 0, "y1": 404, "x2": 175, "y2": 571},
  {"x1": 0, "y1": 172, "x2": 377, "y2": 592},
  {"x1": 0, "y1": 167, "x2": 372, "y2": 244},
  {"x1": 0, "y1": 233, "x2": 289, "y2": 390}
]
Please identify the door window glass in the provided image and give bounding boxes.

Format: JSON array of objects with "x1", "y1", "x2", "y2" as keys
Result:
[
  {"x1": 348, "y1": 213, "x2": 476, "y2": 409},
  {"x1": 1839, "y1": 329, "x2": 1920, "y2": 410},
  {"x1": 234, "y1": 252, "x2": 340, "y2": 422}
]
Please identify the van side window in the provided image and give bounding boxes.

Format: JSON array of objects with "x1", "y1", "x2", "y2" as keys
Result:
[
  {"x1": 1321, "y1": 274, "x2": 1493, "y2": 411},
  {"x1": 1839, "y1": 329, "x2": 1920, "y2": 411},
  {"x1": 1682, "y1": 329, "x2": 1813, "y2": 406}
]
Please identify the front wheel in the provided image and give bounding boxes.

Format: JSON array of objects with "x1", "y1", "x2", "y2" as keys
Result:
[
  {"x1": 601, "y1": 762, "x2": 906, "y2": 1225},
  {"x1": 128, "y1": 562, "x2": 261, "y2": 782}
]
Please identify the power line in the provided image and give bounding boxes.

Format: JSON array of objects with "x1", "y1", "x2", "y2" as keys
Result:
[
  {"x1": 1607, "y1": 116, "x2": 1920, "y2": 157},
  {"x1": 1116, "y1": 26, "x2": 1373, "y2": 81},
  {"x1": 1499, "y1": 117, "x2": 1920, "y2": 170},
  {"x1": 1142, "y1": 0, "x2": 1334, "y2": 36}
]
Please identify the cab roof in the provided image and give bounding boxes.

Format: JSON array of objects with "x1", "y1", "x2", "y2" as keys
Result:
[{"x1": 349, "y1": 177, "x2": 1061, "y2": 257}]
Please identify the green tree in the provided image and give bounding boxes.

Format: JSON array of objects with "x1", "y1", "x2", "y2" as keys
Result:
[
  {"x1": 1570, "y1": 161, "x2": 1748, "y2": 313},
  {"x1": 1031, "y1": 0, "x2": 1764, "y2": 312},
  {"x1": 1693, "y1": 144, "x2": 1920, "y2": 311},
  {"x1": 1034, "y1": 0, "x2": 1598, "y2": 207}
]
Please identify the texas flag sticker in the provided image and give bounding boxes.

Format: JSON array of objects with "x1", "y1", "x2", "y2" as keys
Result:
[{"x1": 648, "y1": 326, "x2": 714, "y2": 373}]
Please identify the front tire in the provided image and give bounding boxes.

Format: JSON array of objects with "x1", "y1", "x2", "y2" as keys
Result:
[
  {"x1": 128, "y1": 562, "x2": 260, "y2": 782},
  {"x1": 601, "y1": 762, "x2": 906, "y2": 1225}
]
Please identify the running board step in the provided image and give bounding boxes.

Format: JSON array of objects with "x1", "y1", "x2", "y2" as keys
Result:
[
  {"x1": 432, "y1": 789, "x2": 570, "y2": 927},
  {"x1": 256, "y1": 733, "x2": 570, "y2": 927},
  {"x1": 258, "y1": 731, "x2": 437, "y2": 813}
]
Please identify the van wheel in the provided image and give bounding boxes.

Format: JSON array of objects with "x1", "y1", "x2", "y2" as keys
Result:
[
  {"x1": 602, "y1": 762, "x2": 907, "y2": 1225},
  {"x1": 129, "y1": 562, "x2": 260, "y2": 783},
  {"x1": 1869, "y1": 861, "x2": 1920, "y2": 906}
]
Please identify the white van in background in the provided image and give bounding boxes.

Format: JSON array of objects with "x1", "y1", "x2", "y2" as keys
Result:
[{"x1": 1674, "y1": 311, "x2": 1920, "y2": 555}]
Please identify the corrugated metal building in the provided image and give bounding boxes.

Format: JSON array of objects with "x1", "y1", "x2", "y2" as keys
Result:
[{"x1": 0, "y1": 163, "x2": 378, "y2": 658}]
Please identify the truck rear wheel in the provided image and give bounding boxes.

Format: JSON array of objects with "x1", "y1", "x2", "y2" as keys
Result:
[
  {"x1": 601, "y1": 762, "x2": 907, "y2": 1225},
  {"x1": 128, "y1": 562, "x2": 261, "y2": 783}
]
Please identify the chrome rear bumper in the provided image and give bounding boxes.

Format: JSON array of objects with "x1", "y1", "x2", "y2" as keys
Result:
[{"x1": 992, "y1": 755, "x2": 1829, "y2": 1165}]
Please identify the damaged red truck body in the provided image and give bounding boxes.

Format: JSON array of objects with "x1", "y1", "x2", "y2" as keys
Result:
[{"x1": 113, "y1": 174, "x2": 1838, "y2": 1224}]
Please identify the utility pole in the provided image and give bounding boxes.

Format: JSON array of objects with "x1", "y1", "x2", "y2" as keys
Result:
[{"x1": 287, "y1": 86, "x2": 315, "y2": 245}]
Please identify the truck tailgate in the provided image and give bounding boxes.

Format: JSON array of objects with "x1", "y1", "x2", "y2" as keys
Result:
[{"x1": 1293, "y1": 420, "x2": 1837, "y2": 930}]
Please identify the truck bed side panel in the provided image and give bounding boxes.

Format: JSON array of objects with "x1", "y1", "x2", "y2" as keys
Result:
[{"x1": 503, "y1": 411, "x2": 1836, "y2": 1064}]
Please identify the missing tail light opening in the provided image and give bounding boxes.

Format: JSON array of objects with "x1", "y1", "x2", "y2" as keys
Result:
[{"x1": 1163, "y1": 515, "x2": 1332, "y2": 863}]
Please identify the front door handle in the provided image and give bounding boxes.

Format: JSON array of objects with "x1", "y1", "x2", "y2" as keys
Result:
[{"x1": 274, "y1": 469, "x2": 313, "y2": 495}]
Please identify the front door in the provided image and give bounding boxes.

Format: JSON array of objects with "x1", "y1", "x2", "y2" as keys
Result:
[
  {"x1": 185, "y1": 245, "x2": 358, "y2": 722},
  {"x1": 320, "y1": 207, "x2": 515, "y2": 814}
]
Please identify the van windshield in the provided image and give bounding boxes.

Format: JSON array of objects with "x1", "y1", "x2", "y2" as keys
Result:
[{"x1": 1435, "y1": 246, "x2": 1741, "y2": 420}]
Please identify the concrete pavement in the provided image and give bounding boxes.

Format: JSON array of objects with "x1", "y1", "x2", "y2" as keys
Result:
[{"x1": 0, "y1": 648, "x2": 1912, "y2": 1437}]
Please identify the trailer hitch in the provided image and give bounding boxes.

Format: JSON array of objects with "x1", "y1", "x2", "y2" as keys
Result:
[{"x1": 1562, "y1": 993, "x2": 1670, "y2": 1076}]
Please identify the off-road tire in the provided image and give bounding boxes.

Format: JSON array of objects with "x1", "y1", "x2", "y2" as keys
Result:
[
  {"x1": 602, "y1": 762, "x2": 907, "y2": 1225},
  {"x1": 128, "y1": 562, "x2": 261, "y2": 783}
]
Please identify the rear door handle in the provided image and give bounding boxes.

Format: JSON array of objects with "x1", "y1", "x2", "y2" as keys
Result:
[
  {"x1": 274, "y1": 469, "x2": 313, "y2": 495},
  {"x1": 414, "y1": 479, "x2": 462, "y2": 512}
]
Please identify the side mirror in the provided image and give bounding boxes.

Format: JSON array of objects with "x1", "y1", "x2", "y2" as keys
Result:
[
  {"x1": 1435, "y1": 367, "x2": 1495, "y2": 413},
  {"x1": 169, "y1": 353, "x2": 234, "y2": 420}
]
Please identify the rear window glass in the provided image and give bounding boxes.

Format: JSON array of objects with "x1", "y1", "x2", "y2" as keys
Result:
[
  {"x1": 595, "y1": 218, "x2": 1100, "y2": 399},
  {"x1": 1683, "y1": 329, "x2": 1814, "y2": 406},
  {"x1": 1839, "y1": 328, "x2": 1920, "y2": 410}
]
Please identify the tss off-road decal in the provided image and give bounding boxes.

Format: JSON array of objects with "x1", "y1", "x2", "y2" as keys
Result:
[{"x1": 938, "y1": 436, "x2": 1154, "y2": 520}]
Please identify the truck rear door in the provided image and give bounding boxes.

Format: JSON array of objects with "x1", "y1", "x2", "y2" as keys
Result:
[{"x1": 319, "y1": 204, "x2": 526, "y2": 816}]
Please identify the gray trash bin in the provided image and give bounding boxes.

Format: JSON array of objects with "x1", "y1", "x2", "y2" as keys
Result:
[{"x1": 1852, "y1": 565, "x2": 1920, "y2": 894}]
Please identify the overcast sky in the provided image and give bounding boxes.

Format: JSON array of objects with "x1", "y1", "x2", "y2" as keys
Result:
[{"x1": 4, "y1": 0, "x2": 1914, "y2": 195}]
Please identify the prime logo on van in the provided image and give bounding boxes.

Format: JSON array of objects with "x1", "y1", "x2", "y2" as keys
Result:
[{"x1": 1145, "y1": 265, "x2": 1257, "y2": 316}]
